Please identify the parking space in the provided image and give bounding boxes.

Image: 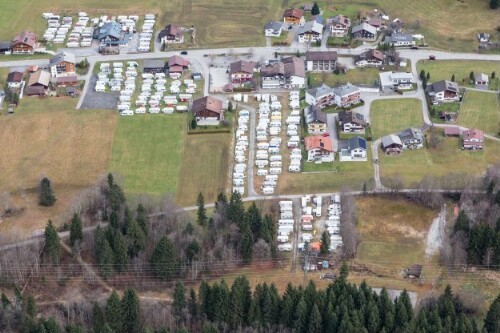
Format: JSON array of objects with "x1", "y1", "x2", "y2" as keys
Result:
[
  {"x1": 80, "y1": 76, "x2": 119, "y2": 109},
  {"x1": 209, "y1": 67, "x2": 230, "y2": 93}
]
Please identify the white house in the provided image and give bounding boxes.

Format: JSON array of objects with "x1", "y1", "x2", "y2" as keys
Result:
[
  {"x1": 264, "y1": 21, "x2": 283, "y2": 37},
  {"x1": 305, "y1": 135, "x2": 334, "y2": 162},
  {"x1": 339, "y1": 136, "x2": 367, "y2": 161},
  {"x1": 305, "y1": 83, "x2": 333, "y2": 107},
  {"x1": 379, "y1": 71, "x2": 415, "y2": 91},
  {"x1": 296, "y1": 21, "x2": 323, "y2": 43},
  {"x1": 384, "y1": 33, "x2": 415, "y2": 47}
]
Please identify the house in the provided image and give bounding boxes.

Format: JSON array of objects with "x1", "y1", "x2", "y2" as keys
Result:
[
  {"x1": 304, "y1": 105, "x2": 328, "y2": 134},
  {"x1": 230, "y1": 60, "x2": 255, "y2": 84},
  {"x1": 462, "y1": 128, "x2": 484, "y2": 150},
  {"x1": 296, "y1": 21, "x2": 323, "y2": 43},
  {"x1": 351, "y1": 23, "x2": 377, "y2": 41},
  {"x1": 354, "y1": 49, "x2": 384, "y2": 67},
  {"x1": 477, "y1": 32, "x2": 490, "y2": 43},
  {"x1": 381, "y1": 134, "x2": 403, "y2": 155},
  {"x1": 338, "y1": 110, "x2": 367, "y2": 132},
  {"x1": 398, "y1": 128, "x2": 424, "y2": 150},
  {"x1": 444, "y1": 126, "x2": 461, "y2": 137},
  {"x1": 158, "y1": 24, "x2": 184, "y2": 44},
  {"x1": 332, "y1": 83, "x2": 361, "y2": 108},
  {"x1": 379, "y1": 71, "x2": 415, "y2": 91},
  {"x1": 328, "y1": 15, "x2": 351, "y2": 37},
  {"x1": 260, "y1": 56, "x2": 305, "y2": 89},
  {"x1": 55, "y1": 75, "x2": 78, "y2": 87},
  {"x1": 283, "y1": 8, "x2": 305, "y2": 25},
  {"x1": 168, "y1": 55, "x2": 189, "y2": 74},
  {"x1": 339, "y1": 136, "x2": 367, "y2": 161},
  {"x1": 310, "y1": 15, "x2": 323, "y2": 25},
  {"x1": 305, "y1": 84, "x2": 333, "y2": 107},
  {"x1": 404, "y1": 264, "x2": 422, "y2": 279},
  {"x1": 49, "y1": 52, "x2": 76, "y2": 78},
  {"x1": 264, "y1": 21, "x2": 283, "y2": 37},
  {"x1": 305, "y1": 51, "x2": 337, "y2": 71},
  {"x1": 143, "y1": 60, "x2": 166, "y2": 74},
  {"x1": 302, "y1": 3, "x2": 314, "y2": 12},
  {"x1": 425, "y1": 80, "x2": 460, "y2": 104},
  {"x1": 474, "y1": 72, "x2": 489, "y2": 88},
  {"x1": 304, "y1": 136, "x2": 334, "y2": 162},
  {"x1": 26, "y1": 70, "x2": 50, "y2": 96},
  {"x1": 6, "y1": 71, "x2": 24, "y2": 89},
  {"x1": 11, "y1": 31, "x2": 36, "y2": 54},
  {"x1": 384, "y1": 32, "x2": 414, "y2": 47},
  {"x1": 192, "y1": 96, "x2": 224, "y2": 123},
  {"x1": 0, "y1": 41, "x2": 11, "y2": 54},
  {"x1": 94, "y1": 22, "x2": 130, "y2": 46},
  {"x1": 367, "y1": 18, "x2": 383, "y2": 30}
]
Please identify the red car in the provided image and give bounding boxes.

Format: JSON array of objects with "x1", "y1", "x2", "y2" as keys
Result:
[
  {"x1": 429, "y1": 55, "x2": 436, "y2": 60},
  {"x1": 322, "y1": 133, "x2": 330, "y2": 137}
]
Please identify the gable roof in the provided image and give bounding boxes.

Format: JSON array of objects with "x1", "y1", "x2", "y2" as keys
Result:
[
  {"x1": 405, "y1": 264, "x2": 422, "y2": 278},
  {"x1": 304, "y1": 135, "x2": 333, "y2": 152},
  {"x1": 283, "y1": 8, "x2": 304, "y2": 19},
  {"x1": 307, "y1": 83, "x2": 332, "y2": 98},
  {"x1": 7, "y1": 71, "x2": 23, "y2": 83},
  {"x1": 339, "y1": 110, "x2": 365, "y2": 125},
  {"x1": 168, "y1": 55, "x2": 189, "y2": 68},
  {"x1": 348, "y1": 136, "x2": 367, "y2": 150},
  {"x1": 0, "y1": 41, "x2": 11, "y2": 50},
  {"x1": 474, "y1": 72, "x2": 489, "y2": 82},
  {"x1": 144, "y1": 59, "x2": 165, "y2": 69},
  {"x1": 304, "y1": 105, "x2": 327, "y2": 124},
  {"x1": 305, "y1": 51, "x2": 338, "y2": 62},
  {"x1": 329, "y1": 15, "x2": 350, "y2": 27},
  {"x1": 296, "y1": 21, "x2": 323, "y2": 35},
  {"x1": 98, "y1": 22, "x2": 121, "y2": 40},
  {"x1": 192, "y1": 96, "x2": 223, "y2": 114},
  {"x1": 283, "y1": 56, "x2": 305, "y2": 78},
  {"x1": 389, "y1": 33, "x2": 413, "y2": 43},
  {"x1": 352, "y1": 22, "x2": 377, "y2": 35},
  {"x1": 463, "y1": 128, "x2": 484, "y2": 141},
  {"x1": 381, "y1": 134, "x2": 403, "y2": 148},
  {"x1": 398, "y1": 128, "x2": 423, "y2": 142},
  {"x1": 49, "y1": 51, "x2": 76, "y2": 67},
  {"x1": 158, "y1": 24, "x2": 182, "y2": 39},
  {"x1": 27, "y1": 70, "x2": 50, "y2": 87},
  {"x1": 332, "y1": 82, "x2": 360, "y2": 97},
  {"x1": 358, "y1": 49, "x2": 384, "y2": 61},
  {"x1": 264, "y1": 21, "x2": 282, "y2": 32},
  {"x1": 230, "y1": 60, "x2": 255, "y2": 75},
  {"x1": 12, "y1": 31, "x2": 36, "y2": 47},
  {"x1": 368, "y1": 18, "x2": 382, "y2": 27},
  {"x1": 426, "y1": 80, "x2": 459, "y2": 94},
  {"x1": 444, "y1": 126, "x2": 461, "y2": 136}
]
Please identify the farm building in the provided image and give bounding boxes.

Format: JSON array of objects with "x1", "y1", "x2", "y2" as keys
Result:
[
  {"x1": 26, "y1": 70, "x2": 50, "y2": 96},
  {"x1": 404, "y1": 264, "x2": 422, "y2": 279},
  {"x1": 11, "y1": 31, "x2": 36, "y2": 54},
  {"x1": 192, "y1": 96, "x2": 224, "y2": 123},
  {"x1": 158, "y1": 24, "x2": 183, "y2": 44},
  {"x1": 444, "y1": 126, "x2": 461, "y2": 137},
  {"x1": 168, "y1": 55, "x2": 189, "y2": 75},
  {"x1": 143, "y1": 60, "x2": 166, "y2": 74},
  {"x1": 55, "y1": 75, "x2": 78, "y2": 87},
  {"x1": 49, "y1": 51, "x2": 76, "y2": 78}
]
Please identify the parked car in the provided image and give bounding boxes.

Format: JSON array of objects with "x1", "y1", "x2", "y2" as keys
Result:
[
  {"x1": 429, "y1": 55, "x2": 436, "y2": 60},
  {"x1": 320, "y1": 273, "x2": 336, "y2": 280},
  {"x1": 322, "y1": 133, "x2": 330, "y2": 137},
  {"x1": 180, "y1": 51, "x2": 188, "y2": 55}
]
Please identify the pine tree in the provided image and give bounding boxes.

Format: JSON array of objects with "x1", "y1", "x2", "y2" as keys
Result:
[
  {"x1": 308, "y1": 303, "x2": 322, "y2": 333},
  {"x1": 490, "y1": 0, "x2": 499, "y2": 9},
  {"x1": 399, "y1": 290, "x2": 413, "y2": 321},
  {"x1": 105, "y1": 290, "x2": 122, "y2": 333},
  {"x1": 426, "y1": 72, "x2": 430, "y2": 80},
  {"x1": 230, "y1": 276, "x2": 252, "y2": 327},
  {"x1": 454, "y1": 210, "x2": 470, "y2": 232},
  {"x1": 422, "y1": 76, "x2": 427, "y2": 90},
  {"x1": 136, "y1": 203, "x2": 149, "y2": 235},
  {"x1": 196, "y1": 192, "x2": 207, "y2": 226},
  {"x1": 39, "y1": 177, "x2": 56, "y2": 206},
  {"x1": 227, "y1": 191, "x2": 245, "y2": 224},
  {"x1": 394, "y1": 297, "x2": 409, "y2": 329},
  {"x1": 188, "y1": 288, "x2": 198, "y2": 321},
  {"x1": 69, "y1": 213, "x2": 83, "y2": 247},
  {"x1": 126, "y1": 219, "x2": 146, "y2": 257},
  {"x1": 173, "y1": 281, "x2": 186, "y2": 323},
  {"x1": 311, "y1": 2, "x2": 320, "y2": 15},
  {"x1": 320, "y1": 230, "x2": 330, "y2": 254},
  {"x1": 44, "y1": 220, "x2": 60, "y2": 264},
  {"x1": 485, "y1": 294, "x2": 500, "y2": 332},
  {"x1": 121, "y1": 288, "x2": 141, "y2": 333},
  {"x1": 1, "y1": 292, "x2": 10, "y2": 308},
  {"x1": 293, "y1": 297, "x2": 307, "y2": 333},
  {"x1": 240, "y1": 220, "x2": 254, "y2": 263},
  {"x1": 469, "y1": 71, "x2": 475, "y2": 82},
  {"x1": 113, "y1": 231, "x2": 128, "y2": 272},
  {"x1": 246, "y1": 202, "x2": 262, "y2": 239},
  {"x1": 92, "y1": 302, "x2": 105, "y2": 333},
  {"x1": 213, "y1": 280, "x2": 231, "y2": 324},
  {"x1": 186, "y1": 239, "x2": 201, "y2": 263},
  {"x1": 451, "y1": 74, "x2": 455, "y2": 82},
  {"x1": 150, "y1": 236, "x2": 178, "y2": 280},
  {"x1": 492, "y1": 71, "x2": 496, "y2": 79},
  {"x1": 109, "y1": 210, "x2": 120, "y2": 231},
  {"x1": 26, "y1": 295, "x2": 36, "y2": 317},
  {"x1": 419, "y1": 69, "x2": 426, "y2": 81}
]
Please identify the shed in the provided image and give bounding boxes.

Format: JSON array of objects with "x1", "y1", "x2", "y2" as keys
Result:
[
  {"x1": 404, "y1": 264, "x2": 422, "y2": 278},
  {"x1": 143, "y1": 59, "x2": 166, "y2": 74},
  {"x1": 444, "y1": 126, "x2": 461, "y2": 137}
]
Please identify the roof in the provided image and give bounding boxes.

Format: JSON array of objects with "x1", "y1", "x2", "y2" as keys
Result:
[
  {"x1": 296, "y1": 21, "x2": 323, "y2": 35},
  {"x1": 49, "y1": 51, "x2": 76, "y2": 67},
  {"x1": 381, "y1": 134, "x2": 403, "y2": 148},
  {"x1": 168, "y1": 55, "x2": 189, "y2": 67},
  {"x1": 11, "y1": 31, "x2": 36, "y2": 47},
  {"x1": 444, "y1": 127, "x2": 461, "y2": 136},
  {"x1": 352, "y1": 22, "x2": 377, "y2": 35},
  {"x1": 398, "y1": 128, "x2": 423, "y2": 142},
  {"x1": 230, "y1": 60, "x2": 255, "y2": 75},
  {"x1": 357, "y1": 49, "x2": 384, "y2": 61},
  {"x1": 332, "y1": 82, "x2": 360, "y2": 97},
  {"x1": 26, "y1": 86, "x2": 46, "y2": 95},
  {"x1": 192, "y1": 96, "x2": 223, "y2": 114},
  {"x1": 405, "y1": 264, "x2": 422, "y2": 277},
  {"x1": 304, "y1": 136, "x2": 333, "y2": 152},
  {"x1": 0, "y1": 41, "x2": 11, "y2": 50},
  {"x1": 463, "y1": 128, "x2": 484, "y2": 141},
  {"x1": 27, "y1": 70, "x2": 50, "y2": 87},
  {"x1": 368, "y1": 18, "x2": 383, "y2": 27},
  {"x1": 169, "y1": 65, "x2": 183, "y2": 73},
  {"x1": 329, "y1": 15, "x2": 350, "y2": 27},
  {"x1": 389, "y1": 33, "x2": 413, "y2": 43},
  {"x1": 98, "y1": 22, "x2": 121, "y2": 40},
  {"x1": 348, "y1": 136, "x2": 367, "y2": 150},
  {"x1": 158, "y1": 24, "x2": 182, "y2": 39},
  {"x1": 283, "y1": 56, "x2": 305, "y2": 78},
  {"x1": 304, "y1": 105, "x2": 327, "y2": 124},
  {"x1": 7, "y1": 71, "x2": 23, "y2": 83},
  {"x1": 264, "y1": 21, "x2": 282, "y2": 32},
  {"x1": 474, "y1": 72, "x2": 489, "y2": 82},
  {"x1": 307, "y1": 83, "x2": 332, "y2": 98},
  {"x1": 56, "y1": 75, "x2": 78, "y2": 84},
  {"x1": 306, "y1": 51, "x2": 337, "y2": 62},
  {"x1": 338, "y1": 110, "x2": 365, "y2": 125},
  {"x1": 426, "y1": 80, "x2": 458, "y2": 94},
  {"x1": 144, "y1": 59, "x2": 165, "y2": 69},
  {"x1": 283, "y1": 8, "x2": 304, "y2": 19}
]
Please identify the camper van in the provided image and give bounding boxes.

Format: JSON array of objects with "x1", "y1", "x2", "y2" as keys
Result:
[
  {"x1": 269, "y1": 168, "x2": 282, "y2": 175},
  {"x1": 262, "y1": 187, "x2": 274, "y2": 194},
  {"x1": 257, "y1": 142, "x2": 269, "y2": 150},
  {"x1": 233, "y1": 179, "x2": 244, "y2": 186},
  {"x1": 269, "y1": 155, "x2": 282, "y2": 162},
  {"x1": 233, "y1": 172, "x2": 245, "y2": 179},
  {"x1": 266, "y1": 175, "x2": 278, "y2": 182},
  {"x1": 257, "y1": 169, "x2": 268, "y2": 176},
  {"x1": 278, "y1": 243, "x2": 292, "y2": 252},
  {"x1": 270, "y1": 161, "x2": 282, "y2": 168},
  {"x1": 234, "y1": 164, "x2": 246, "y2": 172},
  {"x1": 289, "y1": 165, "x2": 301, "y2": 173},
  {"x1": 263, "y1": 181, "x2": 277, "y2": 188},
  {"x1": 255, "y1": 160, "x2": 269, "y2": 168},
  {"x1": 235, "y1": 156, "x2": 246, "y2": 163},
  {"x1": 277, "y1": 235, "x2": 289, "y2": 243},
  {"x1": 281, "y1": 211, "x2": 293, "y2": 219},
  {"x1": 279, "y1": 219, "x2": 294, "y2": 226}
]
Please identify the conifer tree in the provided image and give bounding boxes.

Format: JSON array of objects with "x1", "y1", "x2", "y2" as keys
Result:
[
  {"x1": 188, "y1": 288, "x2": 198, "y2": 321},
  {"x1": 150, "y1": 236, "x2": 178, "y2": 280},
  {"x1": 105, "y1": 290, "x2": 122, "y2": 333},
  {"x1": 311, "y1": 2, "x2": 320, "y2": 15},
  {"x1": 113, "y1": 231, "x2": 128, "y2": 272},
  {"x1": 485, "y1": 294, "x2": 500, "y2": 332},
  {"x1": 1, "y1": 292, "x2": 10, "y2": 308},
  {"x1": 136, "y1": 203, "x2": 149, "y2": 235},
  {"x1": 173, "y1": 281, "x2": 186, "y2": 323},
  {"x1": 227, "y1": 191, "x2": 245, "y2": 224},
  {"x1": 121, "y1": 288, "x2": 141, "y2": 333},
  {"x1": 92, "y1": 302, "x2": 104, "y2": 333},
  {"x1": 419, "y1": 69, "x2": 426, "y2": 81},
  {"x1": 69, "y1": 213, "x2": 83, "y2": 247},
  {"x1": 26, "y1": 295, "x2": 36, "y2": 318},
  {"x1": 196, "y1": 192, "x2": 207, "y2": 226},
  {"x1": 308, "y1": 303, "x2": 322, "y2": 333},
  {"x1": 39, "y1": 177, "x2": 56, "y2": 206},
  {"x1": 320, "y1": 230, "x2": 330, "y2": 254},
  {"x1": 246, "y1": 202, "x2": 262, "y2": 239},
  {"x1": 230, "y1": 276, "x2": 251, "y2": 328},
  {"x1": 293, "y1": 297, "x2": 307, "y2": 333},
  {"x1": 126, "y1": 219, "x2": 146, "y2": 258},
  {"x1": 98, "y1": 239, "x2": 114, "y2": 278},
  {"x1": 44, "y1": 220, "x2": 60, "y2": 264}
]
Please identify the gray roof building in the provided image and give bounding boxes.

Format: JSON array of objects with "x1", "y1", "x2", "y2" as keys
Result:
[
  {"x1": 307, "y1": 84, "x2": 332, "y2": 98},
  {"x1": 264, "y1": 21, "x2": 283, "y2": 34},
  {"x1": 351, "y1": 22, "x2": 377, "y2": 35},
  {"x1": 332, "y1": 82, "x2": 360, "y2": 97},
  {"x1": 304, "y1": 105, "x2": 327, "y2": 124},
  {"x1": 381, "y1": 134, "x2": 403, "y2": 149},
  {"x1": 398, "y1": 128, "x2": 423, "y2": 142},
  {"x1": 348, "y1": 136, "x2": 367, "y2": 150},
  {"x1": 49, "y1": 51, "x2": 76, "y2": 67}
]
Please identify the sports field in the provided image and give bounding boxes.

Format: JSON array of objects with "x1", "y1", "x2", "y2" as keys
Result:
[{"x1": 370, "y1": 99, "x2": 423, "y2": 139}]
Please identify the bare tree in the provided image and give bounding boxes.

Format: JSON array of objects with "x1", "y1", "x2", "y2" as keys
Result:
[{"x1": 252, "y1": 239, "x2": 271, "y2": 261}]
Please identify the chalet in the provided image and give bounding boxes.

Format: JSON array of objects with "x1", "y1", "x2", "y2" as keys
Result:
[
  {"x1": 398, "y1": 128, "x2": 424, "y2": 150},
  {"x1": 304, "y1": 105, "x2": 328, "y2": 134},
  {"x1": 230, "y1": 60, "x2": 255, "y2": 85},
  {"x1": 192, "y1": 96, "x2": 224, "y2": 123},
  {"x1": 404, "y1": 264, "x2": 422, "y2": 279},
  {"x1": 296, "y1": 21, "x2": 323, "y2": 43},
  {"x1": 339, "y1": 136, "x2": 367, "y2": 161},
  {"x1": 94, "y1": 22, "x2": 130, "y2": 46},
  {"x1": 338, "y1": 110, "x2": 367, "y2": 132},
  {"x1": 367, "y1": 18, "x2": 383, "y2": 30},
  {"x1": 384, "y1": 32, "x2": 414, "y2": 47},
  {"x1": 462, "y1": 128, "x2": 484, "y2": 150},
  {"x1": 305, "y1": 84, "x2": 333, "y2": 108},
  {"x1": 332, "y1": 83, "x2": 361, "y2": 108},
  {"x1": 328, "y1": 15, "x2": 351, "y2": 37},
  {"x1": 6, "y1": 71, "x2": 24, "y2": 89},
  {"x1": 143, "y1": 60, "x2": 166, "y2": 74},
  {"x1": 305, "y1": 51, "x2": 337, "y2": 71},
  {"x1": 168, "y1": 55, "x2": 189, "y2": 75},
  {"x1": 260, "y1": 56, "x2": 305, "y2": 89},
  {"x1": 158, "y1": 24, "x2": 184, "y2": 44},
  {"x1": 11, "y1": 31, "x2": 36, "y2": 54},
  {"x1": 26, "y1": 70, "x2": 50, "y2": 96},
  {"x1": 381, "y1": 134, "x2": 403, "y2": 155},
  {"x1": 55, "y1": 75, "x2": 78, "y2": 87},
  {"x1": 355, "y1": 49, "x2": 384, "y2": 68},
  {"x1": 264, "y1": 21, "x2": 283, "y2": 37},
  {"x1": 49, "y1": 52, "x2": 76, "y2": 78},
  {"x1": 0, "y1": 41, "x2": 11, "y2": 54},
  {"x1": 351, "y1": 23, "x2": 377, "y2": 41},
  {"x1": 474, "y1": 72, "x2": 489, "y2": 88},
  {"x1": 304, "y1": 136, "x2": 334, "y2": 162},
  {"x1": 426, "y1": 80, "x2": 460, "y2": 104},
  {"x1": 379, "y1": 71, "x2": 415, "y2": 91},
  {"x1": 283, "y1": 8, "x2": 305, "y2": 26}
]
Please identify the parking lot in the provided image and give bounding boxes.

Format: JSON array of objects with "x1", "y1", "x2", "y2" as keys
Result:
[
  {"x1": 80, "y1": 76, "x2": 119, "y2": 109},
  {"x1": 209, "y1": 67, "x2": 230, "y2": 93}
]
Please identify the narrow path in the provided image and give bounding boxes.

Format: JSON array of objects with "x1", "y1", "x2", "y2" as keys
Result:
[
  {"x1": 371, "y1": 138, "x2": 384, "y2": 190},
  {"x1": 76, "y1": 61, "x2": 95, "y2": 109}
]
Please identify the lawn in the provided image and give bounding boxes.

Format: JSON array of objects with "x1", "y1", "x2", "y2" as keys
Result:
[
  {"x1": 109, "y1": 114, "x2": 186, "y2": 195},
  {"x1": 308, "y1": 68, "x2": 380, "y2": 88},
  {"x1": 379, "y1": 136, "x2": 500, "y2": 187},
  {"x1": 417, "y1": 60, "x2": 500, "y2": 88},
  {"x1": 176, "y1": 133, "x2": 230, "y2": 206},
  {"x1": 370, "y1": 99, "x2": 423, "y2": 139},
  {"x1": 457, "y1": 90, "x2": 500, "y2": 137}
]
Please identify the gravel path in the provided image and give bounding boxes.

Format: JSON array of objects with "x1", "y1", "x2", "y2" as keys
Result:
[{"x1": 425, "y1": 204, "x2": 446, "y2": 257}]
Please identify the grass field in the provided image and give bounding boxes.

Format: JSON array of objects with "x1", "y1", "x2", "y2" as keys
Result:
[
  {"x1": 457, "y1": 90, "x2": 500, "y2": 136},
  {"x1": 108, "y1": 114, "x2": 185, "y2": 195},
  {"x1": 308, "y1": 68, "x2": 380, "y2": 87},
  {"x1": 176, "y1": 133, "x2": 230, "y2": 206},
  {"x1": 379, "y1": 136, "x2": 500, "y2": 187},
  {"x1": 370, "y1": 99, "x2": 423, "y2": 139},
  {"x1": 417, "y1": 60, "x2": 500, "y2": 87}
]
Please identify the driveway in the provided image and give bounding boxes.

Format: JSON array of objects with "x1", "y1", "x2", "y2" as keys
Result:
[{"x1": 326, "y1": 113, "x2": 339, "y2": 151}]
